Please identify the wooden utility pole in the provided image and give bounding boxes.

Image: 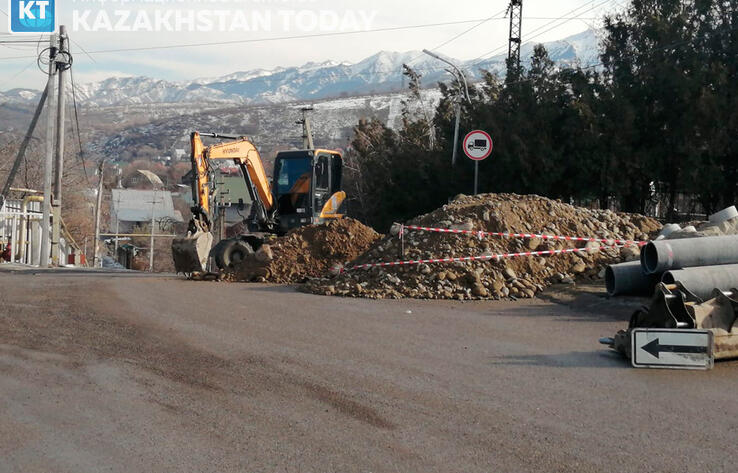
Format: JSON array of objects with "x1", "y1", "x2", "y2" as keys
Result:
[
  {"x1": 40, "y1": 34, "x2": 58, "y2": 268},
  {"x1": 52, "y1": 25, "x2": 70, "y2": 265}
]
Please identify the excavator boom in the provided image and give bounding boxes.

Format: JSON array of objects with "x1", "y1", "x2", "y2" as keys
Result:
[{"x1": 190, "y1": 131, "x2": 274, "y2": 216}]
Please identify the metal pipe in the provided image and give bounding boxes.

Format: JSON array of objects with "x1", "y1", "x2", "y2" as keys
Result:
[
  {"x1": 606, "y1": 261, "x2": 659, "y2": 296},
  {"x1": 9, "y1": 187, "x2": 42, "y2": 194},
  {"x1": 641, "y1": 235, "x2": 738, "y2": 274},
  {"x1": 662, "y1": 264, "x2": 738, "y2": 301}
]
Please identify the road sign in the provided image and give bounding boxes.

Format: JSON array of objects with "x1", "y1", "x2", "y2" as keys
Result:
[
  {"x1": 463, "y1": 130, "x2": 493, "y2": 161},
  {"x1": 631, "y1": 329, "x2": 714, "y2": 370}
]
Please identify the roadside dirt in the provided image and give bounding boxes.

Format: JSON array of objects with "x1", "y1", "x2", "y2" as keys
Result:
[
  {"x1": 229, "y1": 217, "x2": 381, "y2": 283},
  {"x1": 305, "y1": 193, "x2": 661, "y2": 300}
]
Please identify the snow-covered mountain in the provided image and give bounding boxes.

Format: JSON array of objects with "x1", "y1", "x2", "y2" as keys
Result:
[{"x1": 0, "y1": 29, "x2": 601, "y2": 108}]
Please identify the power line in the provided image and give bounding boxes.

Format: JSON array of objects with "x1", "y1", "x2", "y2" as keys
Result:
[
  {"x1": 403, "y1": 0, "x2": 615, "y2": 78},
  {"x1": 407, "y1": 0, "x2": 727, "y2": 90},
  {"x1": 71, "y1": 38, "x2": 97, "y2": 64},
  {"x1": 0, "y1": 17, "x2": 511, "y2": 60},
  {"x1": 496, "y1": 20, "x2": 738, "y2": 90},
  {"x1": 429, "y1": 8, "x2": 510, "y2": 54},
  {"x1": 0, "y1": 59, "x2": 36, "y2": 90},
  {"x1": 0, "y1": 15, "x2": 614, "y2": 61},
  {"x1": 69, "y1": 64, "x2": 91, "y2": 186},
  {"x1": 471, "y1": 0, "x2": 615, "y2": 65},
  {"x1": 405, "y1": 7, "x2": 509, "y2": 70}
]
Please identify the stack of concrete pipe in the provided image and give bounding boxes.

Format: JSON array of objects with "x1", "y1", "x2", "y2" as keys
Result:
[{"x1": 606, "y1": 206, "x2": 738, "y2": 299}]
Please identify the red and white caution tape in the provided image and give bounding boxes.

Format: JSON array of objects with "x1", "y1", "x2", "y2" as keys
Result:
[
  {"x1": 402, "y1": 224, "x2": 647, "y2": 247},
  {"x1": 342, "y1": 244, "x2": 623, "y2": 273}
]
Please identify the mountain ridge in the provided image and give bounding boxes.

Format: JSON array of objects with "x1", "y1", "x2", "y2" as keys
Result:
[{"x1": 0, "y1": 29, "x2": 601, "y2": 108}]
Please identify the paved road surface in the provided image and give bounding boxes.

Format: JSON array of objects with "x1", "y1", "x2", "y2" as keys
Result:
[{"x1": 1, "y1": 271, "x2": 737, "y2": 472}]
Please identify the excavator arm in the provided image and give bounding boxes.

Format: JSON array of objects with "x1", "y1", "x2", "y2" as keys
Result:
[{"x1": 190, "y1": 131, "x2": 274, "y2": 218}]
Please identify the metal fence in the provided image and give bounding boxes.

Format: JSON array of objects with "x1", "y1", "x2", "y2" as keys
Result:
[{"x1": 0, "y1": 198, "x2": 72, "y2": 266}]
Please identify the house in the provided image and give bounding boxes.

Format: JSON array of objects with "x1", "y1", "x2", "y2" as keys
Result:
[{"x1": 110, "y1": 189, "x2": 184, "y2": 234}]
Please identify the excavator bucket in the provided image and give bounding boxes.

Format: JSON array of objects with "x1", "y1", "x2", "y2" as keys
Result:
[
  {"x1": 605, "y1": 284, "x2": 738, "y2": 360},
  {"x1": 171, "y1": 230, "x2": 213, "y2": 274}
]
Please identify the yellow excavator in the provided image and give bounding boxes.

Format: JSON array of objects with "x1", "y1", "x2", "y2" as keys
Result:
[{"x1": 172, "y1": 131, "x2": 346, "y2": 276}]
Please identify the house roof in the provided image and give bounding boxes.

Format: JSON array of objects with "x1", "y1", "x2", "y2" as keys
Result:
[{"x1": 111, "y1": 189, "x2": 183, "y2": 223}]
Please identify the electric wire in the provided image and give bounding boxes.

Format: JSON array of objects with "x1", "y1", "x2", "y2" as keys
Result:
[
  {"x1": 0, "y1": 15, "x2": 617, "y2": 61},
  {"x1": 470, "y1": 0, "x2": 616, "y2": 65},
  {"x1": 68, "y1": 58, "x2": 91, "y2": 186}
]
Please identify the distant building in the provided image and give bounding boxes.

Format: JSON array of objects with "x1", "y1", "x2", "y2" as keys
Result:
[
  {"x1": 110, "y1": 189, "x2": 184, "y2": 234},
  {"x1": 181, "y1": 167, "x2": 253, "y2": 225}
]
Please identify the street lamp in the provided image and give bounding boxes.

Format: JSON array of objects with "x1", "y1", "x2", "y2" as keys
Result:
[
  {"x1": 422, "y1": 49, "x2": 471, "y2": 167},
  {"x1": 138, "y1": 170, "x2": 164, "y2": 272}
]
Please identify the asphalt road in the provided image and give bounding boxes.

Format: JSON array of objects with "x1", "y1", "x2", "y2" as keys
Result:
[{"x1": 1, "y1": 271, "x2": 737, "y2": 472}]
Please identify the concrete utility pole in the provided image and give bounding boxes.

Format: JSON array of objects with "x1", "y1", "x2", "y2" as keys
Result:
[
  {"x1": 52, "y1": 25, "x2": 70, "y2": 265},
  {"x1": 113, "y1": 193, "x2": 120, "y2": 257},
  {"x1": 92, "y1": 160, "x2": 105, "y2": 268},
  {"x1": 40, "y1": 34, "x2": 59, "y2": 268},
  {"x1": 138, "y1": 170, "x2": 164, "y2": 273},
  {"x1": 297, "y1": 107, "x2": 315, "y2": 149}
]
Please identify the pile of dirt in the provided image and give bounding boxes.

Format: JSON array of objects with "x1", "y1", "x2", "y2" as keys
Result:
[
  {"x1": 303, "y1": 193, "x2": 662, "y2": 300},
  {"x1": 229, "y1": 218, "x2": 382, "y2": 283}
]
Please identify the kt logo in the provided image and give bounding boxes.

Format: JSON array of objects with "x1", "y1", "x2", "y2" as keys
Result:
[{"x1": 9, "y1": 0, "x2": 56, "y2": 34}]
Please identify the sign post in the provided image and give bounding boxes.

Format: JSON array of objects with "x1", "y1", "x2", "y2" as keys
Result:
[
  {"x1": 463, "y1": 130, "x2": 493, "y2": 195},
  {"x1": 631, "y1": 328, "x2": 714, "y2": 370}
]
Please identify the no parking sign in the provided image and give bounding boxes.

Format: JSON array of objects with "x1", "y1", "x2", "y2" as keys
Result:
[
  {"x1": 463, "y1": 130, "x2": 493, "y2": 161},
  {"x1": 462, "y1": 130, "x2": 493, "y2": 194}
]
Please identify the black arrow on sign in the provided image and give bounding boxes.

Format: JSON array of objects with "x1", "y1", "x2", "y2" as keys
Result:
[{"x1": 642, "y1": 338, "x2": 707, "y2": 359}]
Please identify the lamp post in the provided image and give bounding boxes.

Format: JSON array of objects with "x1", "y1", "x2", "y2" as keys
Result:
[
  {"x1": 422, "y1": 49, "x2": 471, "y2": 167},
  {"x1": 138, "y1": 170, "x2": 164, "y2": 272}
]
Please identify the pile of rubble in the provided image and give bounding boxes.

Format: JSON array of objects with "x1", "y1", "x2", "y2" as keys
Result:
[
  {"x1": 229, "y1": 218, "x2": 381, "y2": 283},
  {"x1": 303, "y1": 193, "x2": 661, "y2": 300}
]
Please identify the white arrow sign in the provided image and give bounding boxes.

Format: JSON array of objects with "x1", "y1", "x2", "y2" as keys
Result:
[{"x1": 631, "y1": 329, "x2": 714, "y2": 370}]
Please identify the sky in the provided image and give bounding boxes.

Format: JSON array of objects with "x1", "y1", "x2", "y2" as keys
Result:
[{"x1": 0, "y1": 0, "x2": 625, "y2": 91}]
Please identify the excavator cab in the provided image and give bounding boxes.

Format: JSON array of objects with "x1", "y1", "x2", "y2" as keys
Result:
[{"x1": 273, "y1": 149, "x2": 343, "y2": 234}]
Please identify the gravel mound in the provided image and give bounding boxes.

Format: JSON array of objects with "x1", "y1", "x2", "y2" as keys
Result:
[
  {"x1": 303, "y1": 193, "x2": 661, "y2": 300},
  {"x1": 229, "y1": 218, "x2": 382, "y2": 283}
]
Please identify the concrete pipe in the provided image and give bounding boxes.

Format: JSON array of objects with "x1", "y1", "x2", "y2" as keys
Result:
[
  {"x1": 606, "y1": 261, "x2": 659, "y2": 296},
  {"x1": 662, "y1": 264, "x2": 738, "y2": 301},
  {"x1": 709, "y1": 206, "x2": 738, "y2": 224},
  {"x1": 641, "y1": 234, "x2": 738, "y2": 274}
]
